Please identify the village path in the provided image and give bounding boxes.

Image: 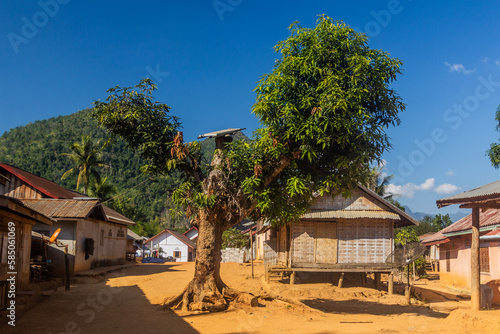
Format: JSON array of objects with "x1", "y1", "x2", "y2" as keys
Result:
[{"x1": 1, "y1": 262, "x2": 500, "y2": 334}]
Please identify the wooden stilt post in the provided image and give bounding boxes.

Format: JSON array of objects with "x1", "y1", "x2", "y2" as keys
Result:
[
  {"x1": 338, "y1": 272, "x2": 344, "y2": 288},
  {"x1": 374, "y1": 272, "x2": 381, "y2": 290},
  {"x1": 471, "y1": 207, "x2": 481, "y2": 310},
  {"x1": 265, "y1": 264, "x2": 270, "y2": 283},
  {"x1": 290, "y1": 271, "x2": 296, "y2": 285},
  {"x1": 388, "y1": 272, "x2": 394, "y2": 295},
  {"x1": 361, "y1": 272, "x2": 366, "y2": 286}
]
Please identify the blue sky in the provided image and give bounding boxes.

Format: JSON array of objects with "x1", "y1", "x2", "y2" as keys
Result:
[{"x1": 1, "y1": 0, "x2": 500, "y2": 217}]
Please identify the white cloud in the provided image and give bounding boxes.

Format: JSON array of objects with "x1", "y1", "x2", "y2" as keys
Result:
[
  {"x1": 387, "y1": 178, "x2": 460, "y2": 198},
  {"x1": 444, "y1": 61, "x2": 475, "y2": 74},
  {"x1": 496, "y1": 59, "x2": 500, "y2": 67},
  {"x1": 435, "y1": 184, "x2": 461, "y2": 194},
  {"x1": 418, "y1": 178, "x2": 435, "y2": 191},
  {"x1": 386, "y1": 178, "x2": 435, "y2": 198},
  {"x1": 445, "y1": 169, "x2": 455, "y2": 176},
  {"x1": 481, "y1": 57, "x2": 489, "y2": 64}
]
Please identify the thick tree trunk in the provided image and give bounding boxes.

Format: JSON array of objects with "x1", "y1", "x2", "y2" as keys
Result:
[{"x1": 164, "y1": 212, "x2": 237, "y2": 311}]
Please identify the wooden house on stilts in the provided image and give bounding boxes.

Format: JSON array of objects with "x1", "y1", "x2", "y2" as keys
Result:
[{"x1": 258, "y1": 185, "x2": 419, "y2": 292}]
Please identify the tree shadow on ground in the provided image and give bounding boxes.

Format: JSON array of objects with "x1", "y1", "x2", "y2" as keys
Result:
[
  {"x1": 301, "y1": 298, "x2": 448, "y2": 319},
  {"x1": 2, "y1": 283, "x2": 198, "y2": 334}
]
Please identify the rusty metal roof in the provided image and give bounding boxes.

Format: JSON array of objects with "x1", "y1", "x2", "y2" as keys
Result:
[
  {"x1": 439, "y1": 208, "x2": 500, "y2": 235},
  {"x1": 19, "y1": 199, "x2": 99, "y2": 219},
  {"x1": 420, "y1": 231, "x2": 450, "y2": 246},
  {"x1": 0, "y1": 194, "x2": 54, "y2": 225},
  {"x1": 481, "y1": 227, "x2": 500, "y2": 240},
  {"x1": 437, "y1": 179, "x2": 500, "y2": 208},
  {"x1": 102, "y1": 205, "x2": 135, "y2": 226},
  {"x1": 302, "y1": 210, "x2": 400, "y2": 220},
  {"x1": 0, "y1": 163, "x2": 79, "y2": 199}
]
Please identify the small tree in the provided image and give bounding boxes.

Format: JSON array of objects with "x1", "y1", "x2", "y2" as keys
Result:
[
  {"x1": 222, "y1": 228, "x2": 248, "y2": 249},
  {"x1": 92, "y1": 16, "x2": 404, "y2": 311}
]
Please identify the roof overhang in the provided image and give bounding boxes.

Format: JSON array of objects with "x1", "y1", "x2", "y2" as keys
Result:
[{"x1": 0, "y1": 196, "x2": 54, "y2": 225}]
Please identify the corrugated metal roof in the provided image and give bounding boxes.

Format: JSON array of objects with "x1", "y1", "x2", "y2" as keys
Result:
[
  {"x1": 301, "y1": 210, "x2": 400, "y2": 220},
  {"x1": 0, "y1": 163, "x2": 80, "y2": 199},
  {"x1": 19, "y1": 199, "x2": 98, "y2": 218},
  {"x1": 437, "y1": 179, "x2": 500, "y2": 208},
  {"x1": 101, "y1": 205, "x2": 135, "y2": 226},
  {"x1": 420, "y1": 231, "x2": 449, "y2": 245},
  {"x1": 482, "y1": 227, "x2": 500, "y2": 237},
  {"x1": 127, "y1": 228, "x2": 143, "y2": 241},
  {"x1": 439, "y1": 208, "x2": 500, "y2": 235},
  {"x1": 0, "y1": 194, "x2": 54, "y2": 225}
]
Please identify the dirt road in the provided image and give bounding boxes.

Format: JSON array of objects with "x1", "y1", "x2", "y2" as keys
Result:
[{"x1": 1, "y1": 262, "x2": 499, "y2": 333}]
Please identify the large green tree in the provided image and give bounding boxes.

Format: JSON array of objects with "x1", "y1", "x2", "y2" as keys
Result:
[
  {"x1": 92, "y1": 16, "x2": 404, "y2": 311},
  {"x1": 61, "y1": 135, "x2": 108, "y2": 195}
]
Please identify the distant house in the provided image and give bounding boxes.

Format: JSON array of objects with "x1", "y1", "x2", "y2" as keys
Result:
[
  {"x1": 145, "y1": 229, "x2": 196, "y2": 262},
  {"x1": 0, "y1": 163, "x2": 135, "y2": 277},
  {"x1": 421, "y1": 209, "x2": 500, "y2": 304},
  {"x1": 1, "y1": 195, "x2": 54, "y2": 294},
  {"x1": 183, "y1": 226, "x2": 198, "y2": 241},
  {"x1": 258, "y1": 185, "x2": 419, "y2": 285}
]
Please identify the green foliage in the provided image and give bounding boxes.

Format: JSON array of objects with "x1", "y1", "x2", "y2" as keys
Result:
[
  {"x1": 407, "y1": 213, "x2": 453, "y2": 236},
  {"x1": 91, "y1": 16, "x2": 405, "y2": 231},
  {"x1": 61, "y1": 135, "x2": 107, "y2": 195},
  {"x1": 0, "y1": 109, "x2": 191, "y2": 237},
  {"x1": 248, "y1": 16, "x2": 405, "y2": 224},
  {"x1": 488, "y1": 105, "x2": 500, "y2": 167},
  {"x1": 222, "y1": 228, "x2": 248, "y2": 249},
  {"x1": 394, "y1": 227, "x2": 419, "y2": 246}
]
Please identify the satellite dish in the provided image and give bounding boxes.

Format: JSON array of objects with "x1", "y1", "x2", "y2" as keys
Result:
[
  {"x1": 386, "y1": 242, "x2": 426, "y2": 268},
  {"x1": 49, "y1": 228, "x2": 61, "y2": 244}
]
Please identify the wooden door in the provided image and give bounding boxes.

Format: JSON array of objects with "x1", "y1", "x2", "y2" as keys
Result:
[{"x1": 314, "y1": 222, "x2": 337, "y2": 264}]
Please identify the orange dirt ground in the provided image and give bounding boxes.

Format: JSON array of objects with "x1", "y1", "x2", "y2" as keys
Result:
[{"x1": 2, "y1": 262, "x2": 500, "y2": 333}]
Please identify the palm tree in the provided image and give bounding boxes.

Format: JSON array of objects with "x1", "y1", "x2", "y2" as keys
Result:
[
  {"x1": 61, "y1": 135, "x2": 107, "y2": 195},
  {"x1": 89, "y1": 176, "x2": 116, "y2": 201},
  {"x1": 367, "y1": 165, "x2": 394, "y2": 199}
]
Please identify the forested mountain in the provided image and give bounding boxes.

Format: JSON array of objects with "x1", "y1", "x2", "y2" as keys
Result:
[{"x1": 0, "y1": 109, "x2": 246, "y2": 236}]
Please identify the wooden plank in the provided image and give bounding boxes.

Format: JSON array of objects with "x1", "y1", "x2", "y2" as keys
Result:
[{"x1": 471, "y1": 207, "x2": 480, "y2": 310}]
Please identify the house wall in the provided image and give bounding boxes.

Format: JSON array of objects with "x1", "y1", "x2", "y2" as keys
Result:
[
  {"x1": 33, "y1": 220, "x2": 77, "y2": 276},
  {"x1": 290, "y1": 219, "x2": 393, "y2": 267},
  {"x1": 439, "y1": 235, "x2": 500, "y2": 304},
  {"x1": 147, "y1": 232, "x2": 191, "y2": 262},
  {"x1": 0, "y1": 215, "x2": 33, "y2": 290},
  {"x1": 74, "y1": 219, "x2": 126, "y2": 272},
  {"x1": 0, "y1": 171, "x2": 43, "y2": 199},
  {"x1": 33, "y1": 219, "x2": 127, "y2": 275}
]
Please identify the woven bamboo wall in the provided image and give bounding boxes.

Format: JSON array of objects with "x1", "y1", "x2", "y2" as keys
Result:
[
  {"x1": 292, "y1": 221, "x2": 316, "y2": 263},
  {"x1": 337, "y1": 220, "x2": 392, "y2": 264},
  {"x1": 264, "y1": 238, "x2": 277, "y2": 265}
]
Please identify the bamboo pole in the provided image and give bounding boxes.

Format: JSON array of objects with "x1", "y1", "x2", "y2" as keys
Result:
[{"x1": 471, "y1": 207, "x2": 480, "y2": 310}]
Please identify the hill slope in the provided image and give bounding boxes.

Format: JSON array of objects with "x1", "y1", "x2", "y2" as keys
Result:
[{"x1": 0, "y1": 109, "x2": 244, "y2": 236}]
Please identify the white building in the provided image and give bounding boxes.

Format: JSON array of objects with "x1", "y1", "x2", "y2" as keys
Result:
[
  {"x1": 145, "y1": 229, "x2": 196, "y2": 262},
  {"x1": 183, "y1": 226, "x2": 198, "y2": 241}
]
